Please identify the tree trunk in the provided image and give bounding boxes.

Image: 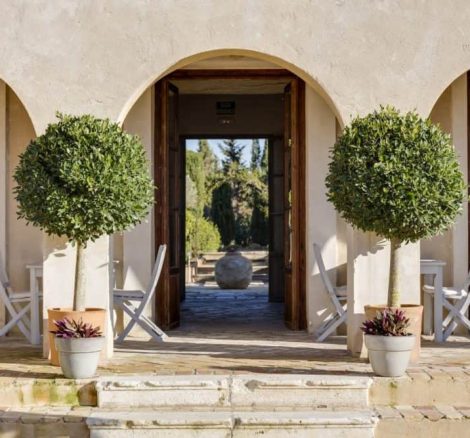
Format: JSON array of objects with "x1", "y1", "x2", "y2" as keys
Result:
[
  {"x1": 388, "y1": 238, "x2": 402, "y2": 308},
  {"x1": 73, "y1": 242, "x2": 87, "y2": 311}
]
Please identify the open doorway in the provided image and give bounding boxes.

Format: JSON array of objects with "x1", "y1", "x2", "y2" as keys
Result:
[{"x1": 154, "y1": 70, "x2": 306, "y2": 331}]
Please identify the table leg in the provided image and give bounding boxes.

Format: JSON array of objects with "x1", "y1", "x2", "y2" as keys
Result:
[
  {"x1": 30, "y1": 268, "x2": 40, "y2": 345},
  {"x1": 422, "y1": 274, "x2": 433, "y2": 336},
  {"x1": 434, "y1": 268, "x2": 444, "y2": 342}
]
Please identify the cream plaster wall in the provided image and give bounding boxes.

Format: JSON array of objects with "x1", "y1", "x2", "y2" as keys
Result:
[
  {"x1": 305, "y1": 85, "x2": 339, "y2": 333},
  {"x1": 425, "y1": 74, "x2": 468, "y2": 287},
  {"x1": 118, "y1": 87, "x2": 155, "y2": 337},
  {"x1": 0, "y1": 81, "x2": 5, "y2": 328},
  {"x1": 0, "y1": 0, "x2": 468, "y2": 354},
  {"x1": 1, "y1": 1, "x2": 470, "y2": 133},
  {"x1": 6, "y1": 88, "x2": 41, "y2": 292}
]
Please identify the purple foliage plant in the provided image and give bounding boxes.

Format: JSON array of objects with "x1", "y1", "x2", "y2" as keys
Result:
[
  {"x1": 361, "y1": 308, "x2": 411, "y2": 337},
  {"x1": 50, "y1": 318, "x2": 102, "y2": 339}
]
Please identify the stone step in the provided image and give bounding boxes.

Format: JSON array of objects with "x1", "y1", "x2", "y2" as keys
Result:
[
  {"x1": 194, "y1": 273, "x2": 269, "y2": 283},
  {"x1": 196, "y1": 263, "x2": 268, "y2": 272},
  {"x1": 86, "y1": 409, "x2": 377, "y2": 437},
  {"x1": 374, "y1": 404, "x2": 470, "y2": 437},
  {"x1": 96, "y1": 374, "x2": 371, "y2": 410},
  {"x1": 370, "y1": 370, "x2": 470, "y2": 406},
  {"x1": 200, "y1": 251, "x2": 269, "y2": 262}
]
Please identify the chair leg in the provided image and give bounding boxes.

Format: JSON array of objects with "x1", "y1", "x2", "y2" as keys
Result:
[
  {"x1": 442, "y1": 298, "x2": 470, "y2": 340},
  {"x1": 316, "y1": 312, "x2": 347, "y2": 342},
  {"x1": 0, "y1": 305, "x2": 31, "y2": 338},
  {"x1": 115, "y1": 305, "x2": 139, "y2": 343},
  {"x1": 116, "y1": 301, "x2": 167, "y2": 343},
  {"x1": 139, "y1": 313, "x2": 167, "y2": 339}
]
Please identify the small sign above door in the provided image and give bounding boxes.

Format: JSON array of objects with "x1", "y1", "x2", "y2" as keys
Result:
[{"x1": 216, "y1": 101, "x2": 236, "y2": 115}]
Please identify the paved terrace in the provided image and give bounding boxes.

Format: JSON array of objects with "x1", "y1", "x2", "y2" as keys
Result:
[
  {"x1": 0, "y1": 286, "x2": 469, "y2": 380},
  {"x1": 1, "y1": 287, "x2": 470, "y2": 436}
]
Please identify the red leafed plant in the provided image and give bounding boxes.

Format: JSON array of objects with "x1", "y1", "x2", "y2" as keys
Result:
[
  {"x1": 361, "y1": 308, "x2": 411, "y2": 337},
  {"x1": 50, "y1": 318, "x2": 102, "y2": 339}
]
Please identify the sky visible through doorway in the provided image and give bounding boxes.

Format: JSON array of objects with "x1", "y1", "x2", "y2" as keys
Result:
[{"x1": 186, "y1": 139, "x2": 266, "y2": 167}]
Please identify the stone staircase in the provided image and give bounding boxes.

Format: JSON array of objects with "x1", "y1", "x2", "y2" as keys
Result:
[
  {"x1": 88, "y1": 374, "x2": 376, "y2": 437},
  {"x1": 194, "y1": 250, "x2": 269, "y2": 284},
  {"x1": 3, "y1": 371, "x2": 470, "y2": 436}
]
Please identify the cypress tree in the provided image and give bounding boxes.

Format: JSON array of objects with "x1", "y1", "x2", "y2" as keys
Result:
[
  {"x1": 250, "y1": 139, "x2": 261, "y2": 170},
  {"x1": 211, "y1": 182, "x2": 235, "y2": 246},
  {"x1": 219, "y1": 139, "x2": 245, "y2": 170}
]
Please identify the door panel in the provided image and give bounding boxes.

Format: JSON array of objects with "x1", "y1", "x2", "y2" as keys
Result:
[
  {"x1": 155, "y1": 80, "x2": 183, "y2": 329},
  {"x1": 283, "y1": 79, "x2": 306, "y2": 330},
  {"x1": 269, "y1": 137, "x2": 285, "y2": 302},
  {"x1": 154, "y1": 71, "x2": 305, "y2": 331}
]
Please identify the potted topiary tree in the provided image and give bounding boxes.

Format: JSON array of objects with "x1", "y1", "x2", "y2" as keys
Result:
[
  {"x1": 326, "y1": 106, "x2": 465, "y2": 360},
  {"x1": 14, "y1": 113, "x2": 153, "y2": 366}
]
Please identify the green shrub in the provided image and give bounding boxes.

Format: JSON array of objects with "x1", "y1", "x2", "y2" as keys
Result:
[
  {"x1": 14, "y1": 113, "x2": 153, "y2": 310},
  {"x1": 186, "y1": 210, "x2": 221, "y2": 257},
  {"x1": 326, "y1": 106, "x2": 465, "y2": 307}
]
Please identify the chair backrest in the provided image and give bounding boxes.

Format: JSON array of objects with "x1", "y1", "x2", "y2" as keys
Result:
[
  {"x1": 313, "y1": 243, "x2": 344, "y2": 313},
  {"x1": 141, "y1": 244, "x2": 167, "y2": 308},
  {"x1": 462, "y1": 270, "x2": 470, "y2": 293},
  {"x1": 0, "y1": 251, "x2": 13, "y2": 295}
]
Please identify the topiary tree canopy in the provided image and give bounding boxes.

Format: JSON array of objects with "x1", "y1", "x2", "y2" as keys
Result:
[
  {"x1": 14, "y1": 113, "x2": 154, "y2": 311},
  {"x1": 326, "y1": 106, "x2": 466, "y2": 307}
]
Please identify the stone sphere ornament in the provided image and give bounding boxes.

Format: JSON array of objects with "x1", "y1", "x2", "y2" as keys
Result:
[{"x1": 215, "y1": 250, "x2": 252, "y2": 289}]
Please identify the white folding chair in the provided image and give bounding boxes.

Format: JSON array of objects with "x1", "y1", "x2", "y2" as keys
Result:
[
  {"x1": 0, "y1": 253, "x2": 42, "y2": 344},
  {"x1": 114, "y1": 244, "x2": 167, "y2": 343},
  {"x1": 423, "y1": 271, "x2": 470, "y2": 340},
  {"x1": 313, "y1": 243, "x2": 347, "y2": 342}
]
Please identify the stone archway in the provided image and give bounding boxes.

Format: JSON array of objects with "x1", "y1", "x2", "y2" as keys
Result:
[
  {"x1": 0, "y1": 79, "x2": 38, "y2": 329},
  {"x1": 118, "y1": 51, "x2": 342, "y2": 339}
]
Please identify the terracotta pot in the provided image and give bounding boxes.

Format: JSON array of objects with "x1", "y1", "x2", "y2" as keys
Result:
[
  {"x1": 364, "y1": 304, "x2": 423, "y2": 363},
  {"x1": 47, "y1": 308, "x2": 106, "y2": 366}
]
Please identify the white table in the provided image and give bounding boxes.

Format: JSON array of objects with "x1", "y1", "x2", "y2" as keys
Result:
[
  {"x1": 26, "y1": 264, "x2": 42, "y2": 345},
  {"x1": 420, "y1": 259, "x2": 446, "y2": 342}
]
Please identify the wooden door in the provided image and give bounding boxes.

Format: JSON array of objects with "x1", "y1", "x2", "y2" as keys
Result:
[
  {"x1": 268, "y1": 137, "x2": 285, "y2": 302},
  {"x1": 155, "y1": 79, "x2": 184, "y2": 329},
  {"x1": 283, "y1": 79, "x2": 307, "y2": 330}
]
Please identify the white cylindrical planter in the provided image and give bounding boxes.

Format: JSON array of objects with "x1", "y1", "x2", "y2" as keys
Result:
[
  {"x1": 55, "y1": 337, "x2": 105, "y2": 379},
  {"x1": 364, "y1": 334, "x2": 415, "y2": 377}
]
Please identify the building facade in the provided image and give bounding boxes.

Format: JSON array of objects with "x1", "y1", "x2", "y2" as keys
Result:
[{"x1": 0, "y1": 0, "x2": 468, "y2": 357}]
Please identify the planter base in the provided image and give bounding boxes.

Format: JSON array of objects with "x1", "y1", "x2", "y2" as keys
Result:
[
  {"x1": 47, "y1": 308, "x2": 106, "y2": 366},
  {"x1": 365, "y1": 334, "x2": 415, "y2": 377},
  {"x1": 364, "y1": 304, "x2": 423, "y2": 363},
  {"x1": 55, "y1": 337, "x2": 105, "y2": 379}
]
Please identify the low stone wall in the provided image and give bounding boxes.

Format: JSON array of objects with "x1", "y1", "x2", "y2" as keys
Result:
[{"x1": 0, "y1": 378, "x2": 96, "y2": 407}]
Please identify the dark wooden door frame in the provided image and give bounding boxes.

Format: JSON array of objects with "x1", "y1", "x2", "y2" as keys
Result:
[
  {"x1": 155, "y1": 70, "x2": 307, "y2": 330},
  {"x1": 154, "y1": 80, "x2": 182, "y2": 330}
]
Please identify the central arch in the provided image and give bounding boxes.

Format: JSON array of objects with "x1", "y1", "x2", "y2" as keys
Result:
[
  {"x1": 118, "y1": 49, "x2": 344, "y2": 129},
  {"x1": 116, "y1": 50, "x2": 343, "y2": 339}
]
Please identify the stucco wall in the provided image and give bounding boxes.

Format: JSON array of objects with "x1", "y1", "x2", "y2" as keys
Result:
[
  {"x1": 0, "y1": 1, "x2": 469, "y2": 133},
  {"x1": 6, "y1": 87, "x2": 41, "y2": 291},
  {"x1": 424, "y1": 74, "x2": 468, "y2": 287},
  {"x1": 424, "y1": 86, "x2": 454, "y2": 283}
]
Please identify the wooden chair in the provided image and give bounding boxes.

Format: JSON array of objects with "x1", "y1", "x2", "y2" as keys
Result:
[
  {"x1": 313, "y1": 243, "x2": 347, "y2": 342},
  {"x1": 0, "y1": 252, "x2": 42, "y2": 344},
  {"x1": 423, "y1": 272, "x2": 470, "y2": 340},
  {"x1": 114, "y1": 244, "x2": 167, "y2": 343}
]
